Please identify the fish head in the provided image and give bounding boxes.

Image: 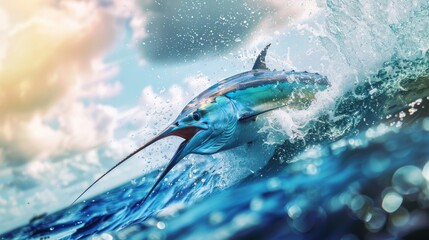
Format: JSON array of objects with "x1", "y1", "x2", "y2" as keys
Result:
[
  {"x1": 128, "y1": 95, "x2": 239, "y2": 206},
  {"x1": 171, "y1": 95, "x2": 239, "y2": 154}
]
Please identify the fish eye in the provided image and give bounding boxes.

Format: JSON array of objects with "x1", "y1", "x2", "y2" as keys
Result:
[{"x1": 192, "y1": 111, "x2": 201, "y2": 121}]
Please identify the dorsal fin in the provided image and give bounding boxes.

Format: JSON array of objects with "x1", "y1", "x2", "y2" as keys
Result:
[{"x1": 252, "y1": 44, "x2": 271, "y2": 70}]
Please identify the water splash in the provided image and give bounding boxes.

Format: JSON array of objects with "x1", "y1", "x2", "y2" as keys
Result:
[{"x1": 1, "y1": 1, "x2": 429, "y2": 239}]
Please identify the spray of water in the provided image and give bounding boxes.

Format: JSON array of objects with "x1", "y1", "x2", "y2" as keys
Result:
[{"x1": 260, "y1": 0, "x2": 429, "y2": 146}]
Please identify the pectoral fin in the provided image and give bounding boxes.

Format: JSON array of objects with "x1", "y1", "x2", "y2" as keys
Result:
[
  {"x1": 239, "y1": 104, "x2": 287, "y2": 122},
  {"x1": 134, "y1": 140, "x2": 190, "y2": 207}
]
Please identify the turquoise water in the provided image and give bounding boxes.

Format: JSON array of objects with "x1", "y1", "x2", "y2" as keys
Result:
[{"x1": 1, "y1": 0, "x2": 429, "y2": 239}]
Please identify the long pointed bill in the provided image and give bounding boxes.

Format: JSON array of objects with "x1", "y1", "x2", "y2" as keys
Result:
[
  {"x1": 71, "y1": 124, "x2": 202, "y2": 205},
  {"x1": 134, "y1": 140, "x2": 190, "y2": 207}
]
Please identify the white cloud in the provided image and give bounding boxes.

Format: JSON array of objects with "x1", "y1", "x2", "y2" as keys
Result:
[
  {"x1": 0, "y1": 2, "x2": 126, "y2": 230},
  {"x1": 92, "y1": 0, "x2": 148, "y2": 44},
  {"x1": 0, "y1": 0, "x2": 122, "y2": 166}
]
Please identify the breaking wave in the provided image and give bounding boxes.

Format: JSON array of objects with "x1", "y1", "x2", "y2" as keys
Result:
[{"x1": 2, "y1": 0, "x2": 428, "y2": 239}]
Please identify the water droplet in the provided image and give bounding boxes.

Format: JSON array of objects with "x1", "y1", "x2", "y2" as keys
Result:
[
  {"x1": 422, "y1": 161, "x2": 429, "y2": 181},
  {"x1": 287, "y1": 204, "x2": 302, "y2": 219},
  {"x1": 392, "y1": 165, "x2": 424, "y2": 195},
  {"x1": 306, "y1": 164, "x2": 318, "y2": 175},
  {"x1": 209, "y1": 211, "x2": 224, "y2": 225},
  {"x1": 232, "y1": 212, "x2": 259, "y2": 229},
  {"x1": 157, "y1": 221, "x2": 166, "y2": 230},
  {"x1": 266, "y1": 177, "x2": 281, "y2": 190},
  {"x1": 250, "y1": 197, "x2": 263, "y2": 211},
  {"x1": 350, "y1": 195, "x2": 365, "y2": 212},
  {"x1": 369, "y1": 88, "x2": 378, "y2": 95},
  {"x1": 350, "y1": 195, "x2": 373, "y2": 220},
  {"x1": 382, "y1": 191, "x2": 403, "y2": 213},
  {"x1": 365, "y1": 208, "x2": 386, "y2": 232},
  {"x1": 390, "y1": 207, "x2": 410, "y2": 227}
]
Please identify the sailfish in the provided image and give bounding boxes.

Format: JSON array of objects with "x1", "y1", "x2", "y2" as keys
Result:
[{"x1": 72, "y1": 44, "x2": 330, "y2": 206}]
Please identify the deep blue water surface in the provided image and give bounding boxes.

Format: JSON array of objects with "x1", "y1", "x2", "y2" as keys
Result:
[
  {"x1": 2, "y1": 0, "x2": 429, "y2": 239},
  {"x1": 3, "y1": 111, "x2": 429, "y2": 239}
]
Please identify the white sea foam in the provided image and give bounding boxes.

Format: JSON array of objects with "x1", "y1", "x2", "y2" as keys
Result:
[{"x1": 260, "y1": 0, "x2": 429, "y2": 145}]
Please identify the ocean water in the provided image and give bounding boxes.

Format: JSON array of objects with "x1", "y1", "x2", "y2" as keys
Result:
[{"x1": 2, "y1": 0, "x2": 429, "y2": 239}]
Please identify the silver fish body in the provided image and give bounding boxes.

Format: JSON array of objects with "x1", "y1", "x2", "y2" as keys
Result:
[{"x1": 182, "y1": 69, "x2": 329, "y2": 154}]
